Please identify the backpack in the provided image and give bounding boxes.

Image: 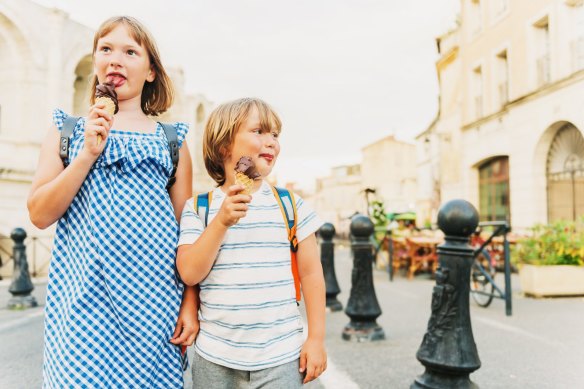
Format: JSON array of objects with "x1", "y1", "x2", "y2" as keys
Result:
[
  {"x1": 195, "y1": 186, "x2": 301, "y2": 302},
  {"x1": 59, "y1": 116, "x2": 179, "y2": 189}
]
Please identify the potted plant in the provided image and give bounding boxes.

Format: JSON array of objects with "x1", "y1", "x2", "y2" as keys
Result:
[{"x1": 513, "y1": 218, "x2": 584, "y2": 297}]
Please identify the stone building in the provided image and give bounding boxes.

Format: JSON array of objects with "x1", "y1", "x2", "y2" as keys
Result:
[
  {"x1": 361, "y1": 135, "x2": 417, "y2": 217},
  {"x1": 417, "y1": 0, "x2": 584, "y2": 230},
  {"x1": 311, "y1": 164, "x2": 363, "y2": 238},
  {"x1": 0, "y1": 0, "x2": 213, "y2": 277}
]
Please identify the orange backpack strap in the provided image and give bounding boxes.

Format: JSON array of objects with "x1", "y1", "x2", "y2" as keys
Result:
[
  {"x1": 195, "y1": 191, "x2": 213, "y2": 226},
  {"x1": 271, "y1": 186, "x2": 300, "y2": 301}
]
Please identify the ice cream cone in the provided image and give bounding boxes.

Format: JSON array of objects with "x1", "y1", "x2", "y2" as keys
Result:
[{"x1": 235, "y1": 172, "x2": 254, "y2": 195}]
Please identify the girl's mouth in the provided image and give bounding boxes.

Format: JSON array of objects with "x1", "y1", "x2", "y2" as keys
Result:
[
  {"x1": 260, "y1": 154, "x2": 274, "y2": 162},
  {"x1": 107, "y1": 74, "x2": 127, "y2": 87}
]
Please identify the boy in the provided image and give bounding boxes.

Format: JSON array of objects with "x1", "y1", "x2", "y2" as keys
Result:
[{"x1": 177, "y1": 98, "x2": 327, "y2": 388}]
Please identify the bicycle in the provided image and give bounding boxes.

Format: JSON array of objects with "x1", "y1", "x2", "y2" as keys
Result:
[
  {"x1": 469, "y1": 221, "x2": 513, "y2": 315},
  {"x1": 470, "y1": 239, "x2": 496, "y2": 307}
]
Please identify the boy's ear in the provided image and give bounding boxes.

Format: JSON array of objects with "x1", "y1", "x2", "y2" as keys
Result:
[{"x1": 220, "y1": 145, "x2": 231, "y2": 160}]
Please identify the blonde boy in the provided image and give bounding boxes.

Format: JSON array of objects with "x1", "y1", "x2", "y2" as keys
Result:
[{"x1": 177, "y1": 98, "x2": 327, "y2": 388}]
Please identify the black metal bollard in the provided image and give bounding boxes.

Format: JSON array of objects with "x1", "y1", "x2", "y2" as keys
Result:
[
  {"x1": 8, "y1": 228, "x2": 38, "y2": 310},
  {"x1": 412, "y1": 200, "x2": 480, "y2": 389},
  {"x1": 342, "y1": 215, "x2": 385, "y2": 342},
  {"x1": 320, "y1": 223, "x2": 342, "y2": 312}
]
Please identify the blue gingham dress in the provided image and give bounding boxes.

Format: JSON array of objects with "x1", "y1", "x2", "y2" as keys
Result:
[{"x1": 43, "y1": 109, "x2": 187, "y2": 388}]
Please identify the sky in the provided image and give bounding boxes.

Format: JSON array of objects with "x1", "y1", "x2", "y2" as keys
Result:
[{"x1": 34, "y1": 0, "x2": 460, "y2": 191}]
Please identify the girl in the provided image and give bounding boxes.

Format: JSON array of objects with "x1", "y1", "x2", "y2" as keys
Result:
[{"x1": 28, "y1": 16, "x2": 197, "y2": 388}]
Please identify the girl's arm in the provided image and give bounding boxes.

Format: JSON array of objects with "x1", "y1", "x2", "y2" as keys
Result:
[
  {"x1": 167, "y1": 142, "x2": 198, "y2": 346},
  {"x1": 176, "y1": 185, "x2": 251, "y2": 286},
  {"x1": 28, "y1": 106, "x2": 112, "y2": 229},
  {"x1": 168, "y1": 144, "x2": 193, "y2": 222},
  {"x1": 297, "y1": 234, "x2": 327, "y2": 384}
]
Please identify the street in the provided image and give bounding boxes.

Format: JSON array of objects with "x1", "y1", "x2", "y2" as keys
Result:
[{"x1": 1, "y1": 246, "x2": 584, "y2": 388}]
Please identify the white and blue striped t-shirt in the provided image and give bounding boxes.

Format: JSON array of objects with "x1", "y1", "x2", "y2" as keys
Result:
[{"x1": 178, "y1": 181, "x2": 323, "y2": 371}]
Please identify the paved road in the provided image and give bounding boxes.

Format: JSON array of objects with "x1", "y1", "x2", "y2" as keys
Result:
[{"x1": 1, "y1": 246, "x2": 584, "y2": 388}]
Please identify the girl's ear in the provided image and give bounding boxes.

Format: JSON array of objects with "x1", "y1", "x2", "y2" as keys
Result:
[{"x1": 146, "y1": 67, "x2": 156, "y2": 83}]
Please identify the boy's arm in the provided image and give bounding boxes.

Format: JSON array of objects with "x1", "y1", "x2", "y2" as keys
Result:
[
  {"x1": 297, "y1": 234, "x2": 327, "y2": 384},
  {"x1": 176, "y1": 185, "x2": 251, "y2": 286}
]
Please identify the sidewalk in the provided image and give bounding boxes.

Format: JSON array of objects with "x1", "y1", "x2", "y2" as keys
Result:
[
  {"x1": 2, "y1": 248, "x2": 584, "y2": 388},
  {"x1": 319, "y1": 245, "x2": 584, "y2": 389}
]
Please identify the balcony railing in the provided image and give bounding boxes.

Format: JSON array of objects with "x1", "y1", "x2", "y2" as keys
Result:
[
  {"x1": 498, "y1": 82, "x2": 509, "y2": 106},
  {"x1": 474, "y1": 95, "x2": 483, "y2": 119},
  {"x1": 571, "y1": 38, "x2": 584, "y2": 73},
  {"x1": 536, "y1": 54, "x2": 551, "y2": 86}
]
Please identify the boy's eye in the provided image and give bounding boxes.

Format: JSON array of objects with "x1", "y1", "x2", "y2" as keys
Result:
[
  {"x1": 99, "y1": 46, "x2": 111, "y2": 53},
  {"x1": 271, "y1": 132, "x2": 279, "y2": 138}
]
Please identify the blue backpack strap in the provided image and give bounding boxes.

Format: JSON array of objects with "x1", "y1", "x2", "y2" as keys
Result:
[
  {"x1": 158, "y1": 122, "x2": 179, "y2": 190},
  {"x1": 195, "y1": 191, "x2": 213, "y2": 227},
  {"x1": 59, "y1": 116, "x2": 80, "y2": 166},
  {"x1": 272, "y1": 186, "x2": 298, "y2": 251},
  {"x1": 271, "y1": 186, "x2": 301, "y2": 301}
]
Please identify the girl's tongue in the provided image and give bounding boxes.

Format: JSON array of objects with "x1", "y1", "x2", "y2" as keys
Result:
[{"x1": 107, "y1": 75, "x2": 126, "y2": 87}]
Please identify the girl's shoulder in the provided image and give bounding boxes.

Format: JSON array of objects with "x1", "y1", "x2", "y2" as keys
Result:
[
  {"x1": 52, "y1": 109, "x2": 84, "y2": 132},
  {"x1": 159, "y1": 121, "x2": 189, "y2": 148}
]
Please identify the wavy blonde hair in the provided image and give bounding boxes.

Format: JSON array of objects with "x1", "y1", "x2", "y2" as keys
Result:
[
  {"x1": 89, "y1": 16, "x2": 174, "y2": 116},
  {"x1": 204, "y1": 98, "x2": 282, "y2": 186}
]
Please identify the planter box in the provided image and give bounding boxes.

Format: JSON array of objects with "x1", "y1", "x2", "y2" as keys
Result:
[{"x1": 519, "y1": 264, "x2": 584, "y2": 297}]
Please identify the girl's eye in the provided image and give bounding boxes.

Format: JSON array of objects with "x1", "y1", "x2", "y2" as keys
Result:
[
  {"x1": 99, "y1": 46, "x2": 111, "y2": 53},
  {"x1": 271, "y1": 132, "x2": 279, "y2": 138},
  {"x1": 252, "y1": 129, "x2": 261, "y2": 134},
  {"x1": 127, "y1": 49, "x2": 137, "y2": 56}
]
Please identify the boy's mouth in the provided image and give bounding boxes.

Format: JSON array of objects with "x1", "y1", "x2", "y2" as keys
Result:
[{"x1": 259, "y1": 153, "x2": 274, "y2": 162}]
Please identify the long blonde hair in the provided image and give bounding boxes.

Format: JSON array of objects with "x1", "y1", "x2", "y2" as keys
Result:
[
  {"x1": 204, "y1": 98, "x2": 282, "y2": 186},
  {"x1": 89, "y1": 16, "x2": 174, "y2": 116}
]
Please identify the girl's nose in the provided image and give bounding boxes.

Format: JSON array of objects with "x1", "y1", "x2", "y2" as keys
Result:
[{"x1": 108, "y1": 51, "x2": 123, "y2": 67}]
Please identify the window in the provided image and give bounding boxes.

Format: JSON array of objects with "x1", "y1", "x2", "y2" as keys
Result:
[
  {"x1": 496, "y1": 50, "x2": 509, "y2": 106},
  {"x1": 479, "y1": 157, "x2": 510, "y2": 222},
  {"x1": 470, "y1": 0, "x2": 483, "y2": 36},
  {"x1": 472, "y1": 66, "x2": 483, "y2": 118},
  {"x1": 534, "y1": 17, "x2": 551, "y2": 86},
  {"x1": 572, "y1": 5, "x2": 584, "y2": 72},
  {"x1": 494, "y1": 0, "x2": 509, "y2": 17}
]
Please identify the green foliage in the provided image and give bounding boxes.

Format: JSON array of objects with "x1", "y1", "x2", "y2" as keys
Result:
[
  {"x1": 513, "y1": 218, "x2": 584, "y2": 266},
  {"x1": 371, "y1": 200, "x2": 388, "y2": 243},
  {"x1": 370, "y1": 200, "x2": 388, "y2": 228}
]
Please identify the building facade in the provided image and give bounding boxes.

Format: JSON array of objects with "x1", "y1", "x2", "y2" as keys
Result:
[
  {"x1": 311, "y1": 164, "x2": 363, "y2": 238},
  {"x1": 0, "y1": 0, "x2": 213, "y2": 277},
  {"x1": 361, "y1": 135, "x2": 417, "y2": 215},
  {"x1": 417, "y1": 0, "x2": 584, "y2": 230}
]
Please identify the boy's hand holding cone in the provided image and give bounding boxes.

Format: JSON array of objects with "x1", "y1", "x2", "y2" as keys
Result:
[{"x1": 234, "y1": 156, "x2": 261, "y2": 195}]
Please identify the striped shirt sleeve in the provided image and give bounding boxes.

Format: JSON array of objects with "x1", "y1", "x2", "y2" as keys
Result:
[
  {"x1": 294, "y1": 195, "x2": 323, "y2": 243},
  {"x1": 178, "y1": 198, "x2": 205, "y2": 246}
]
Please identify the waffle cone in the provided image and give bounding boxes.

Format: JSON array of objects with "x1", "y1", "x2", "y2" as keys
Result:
[
  {"x1": 235, "y1": 172, "x2": 254, "y2": 195},
  {"x1": 96, "y1": 96, "x2": 116, "y2": 116}
]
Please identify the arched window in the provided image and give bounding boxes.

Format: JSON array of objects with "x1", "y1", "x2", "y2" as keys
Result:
[
  {"x1": 196, "y1": 104, "x2": 205, "y2": 124},
  {"x1": 547, "y1": 124, "x2": 584, "y2": 222},
  {"x1": 479, "y1": 156, "x2": 510, "y2": 221},
  {"x1": 73, "y1": 55, "x2": 93, "y2": 116}
]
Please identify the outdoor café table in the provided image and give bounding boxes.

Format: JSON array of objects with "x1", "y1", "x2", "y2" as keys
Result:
[
  {"x1": 405, "y1": 236, "x2": 443, "y2": 279},
  {"x1": 389, "y1": 236, "x2": 410, "y2": 275}
]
